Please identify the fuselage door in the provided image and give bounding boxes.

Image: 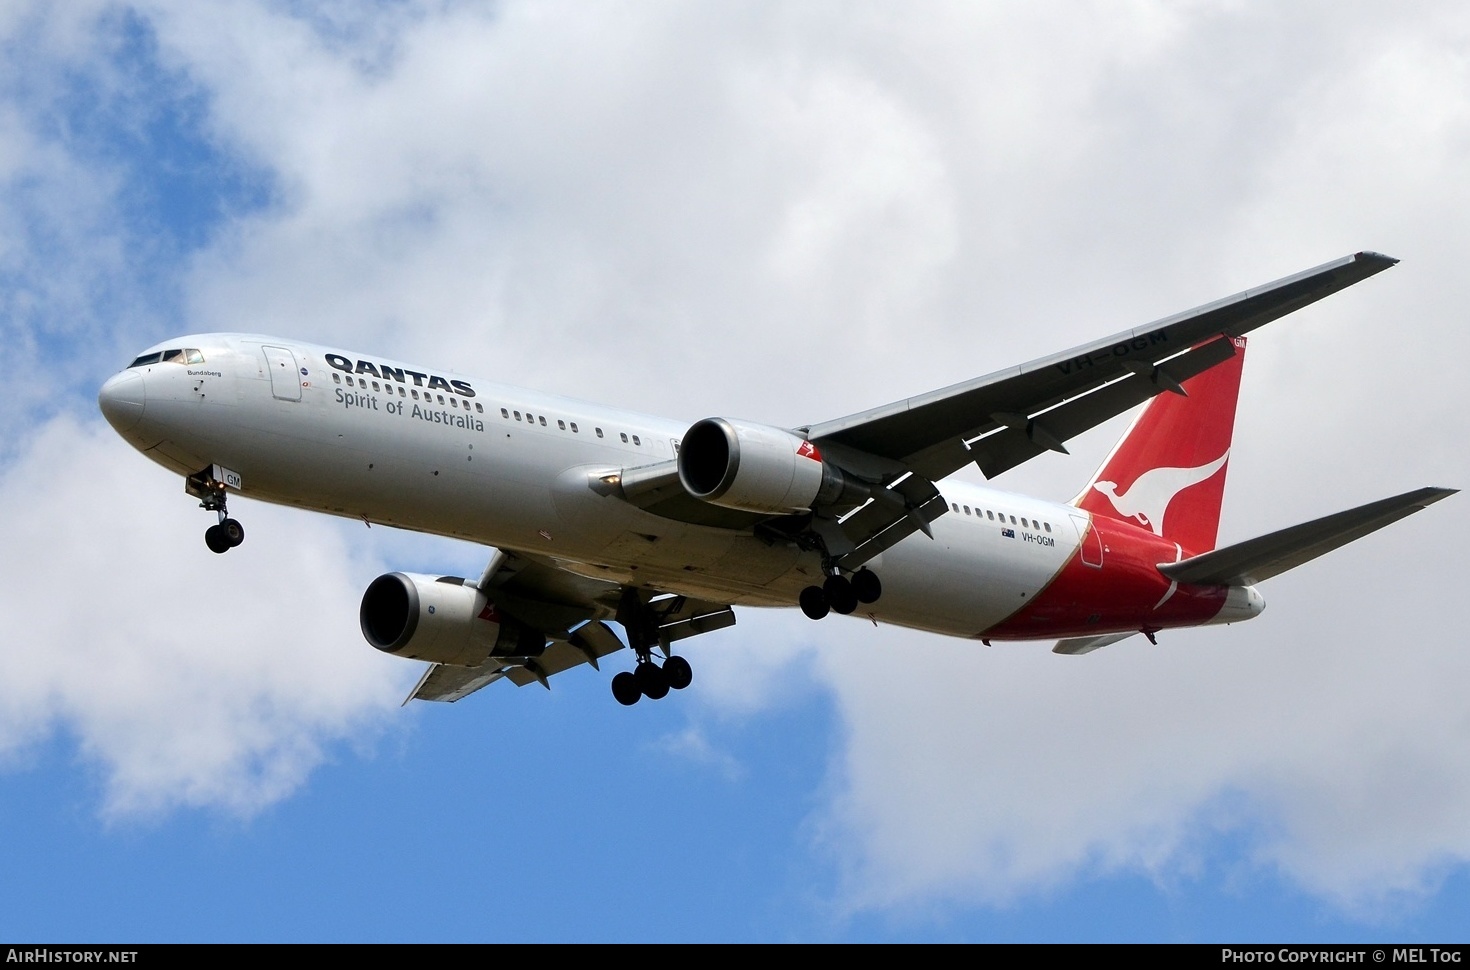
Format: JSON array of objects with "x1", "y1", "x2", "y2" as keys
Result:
[
  {"x1": 263, "y1": 345, "x2": 301, "y2": 402},
  {"x1": 1070, "y1": 513, "x2": 1104, "y2": 568}
]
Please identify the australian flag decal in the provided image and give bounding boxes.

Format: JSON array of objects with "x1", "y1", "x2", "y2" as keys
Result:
[{"x1": 1001, "y1": 527, "x2": 1015, "y2": 539}]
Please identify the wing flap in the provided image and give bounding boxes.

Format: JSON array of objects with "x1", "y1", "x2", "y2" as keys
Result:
[
  {"x1": 832, "y1": 475, "x2": 948, "y2": 569},
  {"x1": 650, "y1": 597, "x2": 738, "y2": 644},
  {"x1": 963, "y1": 337, "x2": 1238, "y2": 480},
  {"x1": 405, "y1": 660, "x2": 512, "y2": 703},
  {"x1": 500, "y1": 623, "x2": 620, "y2": 687},
  {"x1": 1159, "y1": 486, "x2": 1456, "y2": 586},
  {"x1": 837, "y1": 492, "x2": 948, "y2": 570}
]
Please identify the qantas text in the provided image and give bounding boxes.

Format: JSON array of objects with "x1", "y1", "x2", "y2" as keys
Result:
[{"x1": 325, "y1": 354, "x2": 476, "y2": 398}]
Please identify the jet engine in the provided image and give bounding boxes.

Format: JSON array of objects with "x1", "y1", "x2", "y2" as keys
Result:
[
  {"x1": 359, "y1": 572, "x2": 544, "y2": 666},
  {"x1": 677, "y1": 417, "x2": 870, "y2": 514}
]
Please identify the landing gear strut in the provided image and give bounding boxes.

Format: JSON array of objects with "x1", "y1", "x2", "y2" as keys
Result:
[
  {"x1": 188, "y1": 467, "x2": 245, "y2": 554},
  {"x1": 610, "y1": 590, "x2": 694, "y2": 706},
  {"x1": 800, "y1": 566, "x2": 881, "y2": 620}
]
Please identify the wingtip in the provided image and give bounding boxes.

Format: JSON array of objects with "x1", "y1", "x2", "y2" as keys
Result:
[
  {"x1": 1355, "y1": 250, "x2": 1400, "y2": 267},
  {"x1": 1403, "y1": 485, "x2": 1457, "y2": 510}
]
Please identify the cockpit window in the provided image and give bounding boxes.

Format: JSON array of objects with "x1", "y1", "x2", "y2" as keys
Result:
[{"x1": 130, "y1": 348, "x2": 204, "y2": 368}]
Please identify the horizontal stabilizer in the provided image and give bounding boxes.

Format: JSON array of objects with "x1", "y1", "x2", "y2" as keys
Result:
[
  {"x1": 1053, "y1": 632, "x2": 1136, "y2": 655},
  {"x1": 1158, "y1": 486, "x2": 1456, "y2": 586}
]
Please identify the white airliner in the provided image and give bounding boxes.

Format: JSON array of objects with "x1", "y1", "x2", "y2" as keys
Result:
[{"x1": 98, "y1": 252, "x2": 1453, "y2": 705}]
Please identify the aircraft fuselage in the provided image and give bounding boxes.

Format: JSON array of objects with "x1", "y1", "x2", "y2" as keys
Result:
[{"x1": 99, "y1": 333, "x2": 1261, "y2": 643}]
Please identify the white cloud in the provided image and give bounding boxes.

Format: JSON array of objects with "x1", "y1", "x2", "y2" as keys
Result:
[{"x1": 0, "y1": 417, "x2": 409, "y2": 818}]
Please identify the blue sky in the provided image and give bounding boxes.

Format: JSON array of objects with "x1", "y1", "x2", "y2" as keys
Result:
[{"x1": 3, "y1": 2, "x2": 1470, "y2": 942}]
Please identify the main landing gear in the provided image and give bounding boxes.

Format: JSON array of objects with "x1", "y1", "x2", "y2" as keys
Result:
[
  {"x1": 189, "y1": 468, "x2": 245, "y2": 554},
  {"x1": 611, "y1": 589, "x2": 694, "y2": 706},
  {"x1": 799, "y1": 567, "x2": 881, "y2": 620},
  {"x1": 610, "y1": 655, "x2": 693, "y2": 707}
]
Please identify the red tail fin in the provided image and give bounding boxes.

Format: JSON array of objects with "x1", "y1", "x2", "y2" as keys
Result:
[{"x1": 1074, "y1": 337, "x2": 1246, "y2": 554}]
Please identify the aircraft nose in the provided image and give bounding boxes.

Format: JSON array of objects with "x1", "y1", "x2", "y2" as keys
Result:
[{"x1": 98, "y1": 370, "x2": 146, "y2": 433}]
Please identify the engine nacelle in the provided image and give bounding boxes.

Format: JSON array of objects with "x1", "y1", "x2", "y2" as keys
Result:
[
  {"x1": 359, "y1": 572, "x2": 544, "y2": 666},
  {"x1": 677, "y1": 417, "x2": 868, "y2": 514}
]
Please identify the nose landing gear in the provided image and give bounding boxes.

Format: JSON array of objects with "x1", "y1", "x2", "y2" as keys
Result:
[
  {"x1": 187, "y1": 466, "x2": 245, "y2": 554},
  {"x1": 204, "y1": 516, "x2": 245, "y2": 554}
]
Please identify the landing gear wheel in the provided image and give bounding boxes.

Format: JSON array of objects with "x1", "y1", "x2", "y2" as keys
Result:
[
  {"x1": 635, "y1": 661, "x2": 670, "y2": 700},
  {"x1": 611, "y1": 671, "x2": 641, "y2": 706},
  {"x1": 221, "y1": 518, "x2": 245, "y2": 547},
  {"x1": 664, "y1": 655, "x2": 693, "y2": 690},
  {"x1": 852, "y1": 568, "x2": 882, "y2": 604},
  {"x1": 799, "y1": 585, "x2": 830, "y2": 620},
  {"x1": 204, "y1": 524, "x2": 231, "y2": 554},
  {"x1": 824, "y1": 574, "x2": 858, "y2": 615}
]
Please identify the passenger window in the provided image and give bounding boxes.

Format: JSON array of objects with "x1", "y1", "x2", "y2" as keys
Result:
[
  {"x1": 514, "y1": 411, "x2": 521, "y2": 420},
  {"x1": 372, "y1": 381, "x2": 380, "y2": 391},
  {"x1": 399, "y1": 387, "x2": 406, "y2": 397},
  {"x1": 437, "y1": 395, "x2": 445, "y2": 404},
  {"x1": 1044, "y1": 522, "x2": 1051, "y2": 532},
  {"x1": 412, "y1": 390, "x2": 419, "y2": 399},
  {"x1": 557, "y1": 420, "x2": 566, "y2": 430},
  {"x1": 987, "y1": 511, "x2": 994, "y2": 520},
  {"x1": 347, "y1": 376, "x2": 355, "y2": 387},
  {"x1": 963, "y1": 506, "x2": 971, "y2": 515},
  {"x1": 1010, "y1": 515, "x2": 1017, "y2": 525},
  {"x1": 632, "y1": 435, "x2": 641, "y2": 446},
  {"x1": 475, "y1": 403, "x2": 483, "y2": 413},
  {"x1": 570, "y1": 423, "x2": 579, "y2": 432},
  {"x1": 596, "y1": 428, "x2": 604, "y2": 438},
  {"x1": 501, "y1": 408, "x2": 509, "y2": 418},
  {"x1": 539, "y1": 416, "x2": 547, "y2": 426},
  {"x1": 333, "y1": 373, "x2": 341, "y2": 384},
  {"x1": 620, "y1": 433, "x2": 628, "y2": 443},
  {"x1": 951, "y1": 502, "x2": 959, "y2": 513}
]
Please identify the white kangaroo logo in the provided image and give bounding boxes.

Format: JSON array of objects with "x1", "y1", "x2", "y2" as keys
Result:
[{"x1": 1092, "y1": 450, "x2": 1229, "y2": 537}]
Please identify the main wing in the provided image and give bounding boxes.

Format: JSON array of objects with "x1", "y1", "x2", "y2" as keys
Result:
[
  {"x1": 809, "y1": 253, "x2": 1397, "y2": 567},
  {"x1": 805, "y1": 252, "x2": 1397, "y2": 480}
]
